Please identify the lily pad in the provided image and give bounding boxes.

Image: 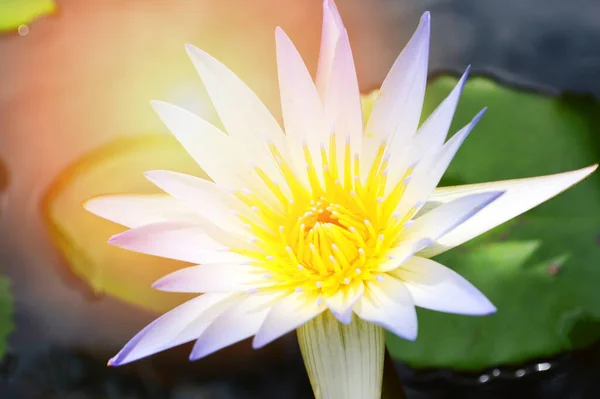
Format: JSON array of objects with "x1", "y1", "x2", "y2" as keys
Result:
[
  {"x1": 379, "y1": 77, "x2": 600, "y2": 370},
  {"x1": 0, "y1": 276, "x2": 14, "y2": 358},
  {"x1": 43, "y1": 135, "x2": 204, "y2": 313},
  {"x1": 0, "y1": 0, "x2": 55, "y2": 32}
]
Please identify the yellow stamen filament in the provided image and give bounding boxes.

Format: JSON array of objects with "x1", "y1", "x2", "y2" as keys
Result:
[{"x1": 233, "y1": 131, "x2": 419, "y2": 298}]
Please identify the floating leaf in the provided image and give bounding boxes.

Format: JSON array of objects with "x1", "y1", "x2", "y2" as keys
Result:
[
  {"x1": 371, "y1": 77, "x2": 600, "y2": 370},
  {"x1": 0, "y1": 276, "x2": 14, "y2": 358},
  {"x1": 0, "y1": 0, "x2": 55, "y2": 32},
  {"x1": 43, "y1": 135, "x2": 204, "y2": 313}
]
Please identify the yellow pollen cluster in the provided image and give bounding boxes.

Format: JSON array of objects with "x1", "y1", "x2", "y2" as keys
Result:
[{"x1": 235, "y1": 134, "x2": 415, "y2": 300}]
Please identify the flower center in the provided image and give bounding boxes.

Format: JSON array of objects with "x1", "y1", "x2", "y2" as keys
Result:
[
  {"x1": 301, "y1": 198, "x2": 342, "y2": 229},
  {"x1": 280, "y1": 194, "x2": 387, "y2": 296},
  {"x1": 235, "y1": 137, "x2": 416, "y2": 299}
]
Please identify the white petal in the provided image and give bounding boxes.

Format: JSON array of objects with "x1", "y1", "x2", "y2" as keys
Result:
[
  {"x1": 354, "y1": 277, "x2": 417, "y2": 341},
  {"x1": 325, "y1": 28, "x2": 363, "y2": 179},
  {"x1": 419, "y1": 164, "x2": 598, "y2": 257},
  {"x1": 185, "y1": 45, "x2": 290, "y2": 199},
  {"x1": 151, "y1": 101, "x2": 243, "y2": 186},
  {"x1": 316, "y1": 0, "x2": 345, "y2": 98},
  {"x1": 375, "y1": 238, "x2": 433, "y2": 272},
  {"x1": 325, "y1": 280, "x2": 364, "y2": 324},
  {"x1": 390, "y1": 257, "x2": 496, "y2": 315},
  {"x1": 108, "y1": 293, "x2": 238, "y2": 366},
  {"x1": 144, "y1": 170, "x2": 258, "y2": 234},
  {"x1": 379, "y1": 190, "x2": 504, "y2": 272},
  {"x1": 84, "y1": 194, "x2": 199, "y2": 228},
  {"x1": 108, "y1": 222, "x2": 250, "y2": 264},
  {"x1": 190, "y1": 292, "x2": 280, "y2": 360},
  {"x1": 276, "y1": 27, "x2": 330, "y2": 189},
  {"x1": 410, "y1": 67, "x2": 470, "y2": 160},
  {"x1": 395, "y1": 108, "x2": 486, "y2": 216},
  {"x1": 184, "y1": 44, "x2": 286, "y2": 151},
  {"x1": 406, "y1": 190, "x2": 504, "y2": 242},
  {"x1": 385, "y1": 68, "x2": 470, "y2": 192},
  {"x1": 362, "y1": 12, "x2": 430, "y2": 172},
  {"x1": 152, "y1": 263, "x2": 269, "y2": 293},
  {"x1": 151, "y1": 101, "x2": 282, "y2": 210},
  {"x1": 253, "y1": 292, "x2": 326, "y2": 349}
]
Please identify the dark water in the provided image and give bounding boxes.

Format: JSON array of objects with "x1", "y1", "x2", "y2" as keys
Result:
[
  {"x1": 1, "y1": 339, "x2": 599, "y2": 398},
  {"x1": 397, "y1": 340, "x2": 600, "y2": 398}
]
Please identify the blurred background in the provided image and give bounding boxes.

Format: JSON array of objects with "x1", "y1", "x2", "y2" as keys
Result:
[{"x1": 0, "y1": 0, "x2": 599, "y2": 398}]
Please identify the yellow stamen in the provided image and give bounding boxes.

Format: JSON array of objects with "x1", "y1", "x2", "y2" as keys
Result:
[{"x1": 230, "y1": 130, "x2": 418, "y2": 301}]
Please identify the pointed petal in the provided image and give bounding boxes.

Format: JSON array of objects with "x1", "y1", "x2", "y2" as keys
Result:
[
  {"x1": 144, "y1": 170, "x2": 258, "y2": 234},
  {"x1": 406, "y1": 190, "x2": 504, "y2": 243},
  {"x1": 150, "y1": 101, "x2": 282, "y2": 209},
  {"x1": 411, "y1": 67, "x2": 470, "y2": 160},
  {"x1": 354, "y1": 277, "x2": 417, "y2": 341},
  {"x1": 108, "y1": 293, "x2": 238, "y2": 366},
  {"x1": 395, "y1": 109, "x2": 486, "y2": 216},
  {"x1": 391, "y1": 257, "x2": 496, "y2": 315},
  {"x1": 385, "y1": 68, "x2": 470, "y2": 192},
  {"x1": 275, "y1": 27, "x2": 329, "y2": 188},
  {"x1": 151, "y1": 101, "x2": 241, "y2": 186},
  {"x1": 185, "y1": 44, "x2": 285, "y2": 148},
  {"x1": 253, "y1": 292, "x2": 326, "y2": 349},
  {"x1": 316, "y1": 0, "x2": 345, "y2": 98},
  {"x1": 379, "y1": 191, "x2": 504, "y2": 272},
  {"x1": 152, "y1": 263, "x2": 269, "y2": 293},
  {"x1": 325, "y1": 280, "x2": 364, "y2": 324},
  {"x1": 185, "y1": 45, "x2": 289, "y2": 197},
  {"x1": 325, "y1": 28, "x2": 363, "y2": 178},
  {"x1": 108, "y1": 222, "x2": 250, "y2": 264},
  {"x1": 190, "y1": 292, "x2": 279, "y2": 360},
  {"x1": 420, "y1": 164, "x2": 598, "y2": 257},
  {"x1": 84, "y1": 194, "x2": 199, "y2": 228},
  {"x1": 363, "y1": 12, "x2": 430, "y2": 171}
]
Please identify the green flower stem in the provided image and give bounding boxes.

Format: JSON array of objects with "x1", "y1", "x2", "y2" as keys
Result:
[{"x1": 297, "y1": 312, "x2": 385, "y2": 399}]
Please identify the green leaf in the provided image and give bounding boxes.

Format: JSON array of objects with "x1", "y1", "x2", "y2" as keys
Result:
[
  {"x1": 43, "y1": 135, "x2": 204, "y2": 313},
  {"x1": 378, "y1": 77, "x2": 600, "y2": 370},
  {"x1": 0, "y1": 0, "x2": 56, "y2": 32},
  {"x1": 0, "y1": 276, "x2": 14, "y2": 358}
]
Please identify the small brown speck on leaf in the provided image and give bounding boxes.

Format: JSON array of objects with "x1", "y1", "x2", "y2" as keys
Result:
[{"x1": 547, "y1": 264, "x2": 561, "y2": 276}]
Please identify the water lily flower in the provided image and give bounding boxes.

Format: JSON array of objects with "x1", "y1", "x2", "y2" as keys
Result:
[{"x1": 86, "y1": 0, "x2": 596, "y2": 397}]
